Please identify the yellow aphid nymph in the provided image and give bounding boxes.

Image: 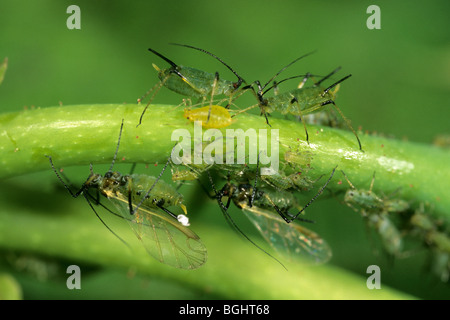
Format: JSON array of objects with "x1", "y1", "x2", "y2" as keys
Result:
[{"x1": 183, "y1": 105, "x2": 234, "y2": 128}]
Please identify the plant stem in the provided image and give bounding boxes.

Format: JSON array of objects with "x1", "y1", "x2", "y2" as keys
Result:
[
  {"x1": 0, "y1": 184, "x2": 414, "y2": 299},
  {"x1": 1, "y1": 104, "x2": 449, "y2": 220},
  {"x1": 0, "y1": 103, "x2": 449, "y2": 299}
]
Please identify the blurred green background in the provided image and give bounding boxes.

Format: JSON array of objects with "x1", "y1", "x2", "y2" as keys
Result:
[{"x1": 0, "y1": 0, "x2": 449, "y2": 299}]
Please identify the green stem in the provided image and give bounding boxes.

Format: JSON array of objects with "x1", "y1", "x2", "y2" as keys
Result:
[
  {"x1": 1, "y1": 104, "x2": 449, "y2": 219},
  {"x1": 0, "y1": 182, "x2": 413, "y2": 299},
  {"x1": 1, "y1": 103, "x2": 449, "y2": 299}
]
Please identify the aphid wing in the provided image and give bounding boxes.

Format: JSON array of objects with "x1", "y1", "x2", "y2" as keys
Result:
[
  {"x1": 108, "y1": 196, "x2": 207, "y2": 270},
  {"x1": 241, "y1": 205, "x2": 332, "y2": 264}
]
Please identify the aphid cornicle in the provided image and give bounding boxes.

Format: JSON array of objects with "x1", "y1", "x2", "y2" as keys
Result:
[
  {"x1": 137, "y1": 44, "x2": 247, "y2": 126},
  {"x1": 341, "y1": 170, "x2": 409, "y2": 257},
  {"x1": 46, "y1": 120, "x2": 207, "y2": 270},
  {"x1": 243, "y1": 53, "x2": 362, "y2": 150},
  {"x1": 207, "y1": 164, "x2": 337, "y2": 265}
]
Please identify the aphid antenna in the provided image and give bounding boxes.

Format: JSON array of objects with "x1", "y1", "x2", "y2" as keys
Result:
[
  {"x1": 250, "y1": 151, "x2": 262, "y2": 208},
  {"x1": 261, "y1": 73, "x2": 324, "y2": 96},
  {"x1": 288, "y1": 166, "x2": 337, "y2": 223},
  {"x1": 89, "y1": 163, "x2": 95, "y2": 176},
  {"x1": 46, "y1": 155, "x2": 86, "y2": 199},
  {"x1": 46, "y1": 146, "x2": 131, "y2": 250},
  {"x1": 170, "y1": 43, "x2": 246, "y2": 88},
  {"x1": 260, "y1": 51, "x2": 317, "y2": 92},
  {"x1": 206, "y1": 171, "x2": 287, "y2": 270},
  {"x1": 322, "y1": 74, "x2": 352, "y2": 96}
]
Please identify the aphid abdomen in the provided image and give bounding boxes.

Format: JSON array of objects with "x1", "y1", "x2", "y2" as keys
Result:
[
  {"x1": 367, "y1": 214, "x2": 403, "y2": 256},
  {"x1": 254, "y1": 188, "x2": 296, "y2": 212},
  {"x1": 161, "y1": 66, "x2": 234, "y2": 98},
  {"x1": 171, "y1": 168, "x2": 199, "y2": 181},
  {"x1": 261, "y1": 172, "x2": 295, "y2": 190},
  {"x1": 159, "y1": 66, "x2": 207, "y2": 97},
  {"x1": 183, "y1": 105, "x2": 233, "y2": 128},
  {"x1": 130, "y1": 174, "x2": 184, "y2": 209}
]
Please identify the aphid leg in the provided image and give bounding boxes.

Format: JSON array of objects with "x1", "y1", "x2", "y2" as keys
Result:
[
  {"x1": 207, "y1": 172, "x2": 287, "y2": 269},
  {"x1": 288, "y1": 166, "x2": 337, "y2": 223},
  {"x1": 340, "y1": 170, "x2": 356, "y2": 189},
  {"x1": 82, "y1": 192, "x2": 131, "y2": 249},
  {"x1": 207, "y1": 72, "x2": 220, "y2": 124},
  {"x1": 94, "y1": 188, "x2": 101, "y2": 205},
  {"x1": 129, "y1": 163, "x2": 137, "y2": 175},
  {"x1": 290, "y1": 96, "x2": 310, "y2": 145},
  {"x1": 321, "y1": 99, "x2": 362, "y2": 151},
  {"x1": 250, "y1": 152, "x2": 261, "y2": 208},
  {"x1": 137, "y1": 75, "x2": 169, "y2": 127},
  {"x1": 227, "y1": 83, "x2": 254, "y2": 110},
  {"x1": 108, "y1": 119, "x2": 124, "y2": 173},
  {"x1": 254, "y1": 81, "x2": 272, "y2": 127},
  {"x1": 127, "y1": 180, "x2": 134, "y2": 215},
  {"x1": 239, "y1": 80, "x2": 272, "y2": 126},
  {"x1": 229, "y1": 102, "x2": 258, "y2": 118}
]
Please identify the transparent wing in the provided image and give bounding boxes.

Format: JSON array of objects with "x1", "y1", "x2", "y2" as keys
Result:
[
  {"x1": 108, "y1": 195, "x2": 207, "y2": 270},
  {"x1": 241, "y1": 204, "x2": 332, "y2": 264}
]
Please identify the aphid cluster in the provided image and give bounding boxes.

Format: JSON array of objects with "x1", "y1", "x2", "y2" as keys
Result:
[
  {"x1": 138, "y1": 43, "x2": 363, "y2": 151},
  {"x1": 46, "y1": 44, "x2": 447, "y2": 281},
  {"x1": 340, "y1": 171, "x2": 450, "y2": 282}
]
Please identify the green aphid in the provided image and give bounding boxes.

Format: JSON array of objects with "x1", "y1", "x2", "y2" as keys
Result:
[
  {"x1": 408, "y1": 203, "x2": 450, "y2": 282},
  {"x1": 245, "y1": 53, "x2": 362, "y2": 150},
  {"x1": 207, "y1": 165, "x2": 336, "y2": 265},
  {"x1": 341, "y1": 170, "x2": 409, "y2": 257},
  {"x1": 138, "y1": 44, "x2": 247, "y2": 126},
  {"x1": 47, "y1": 120, "x2": 207, "y2": 270}
]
